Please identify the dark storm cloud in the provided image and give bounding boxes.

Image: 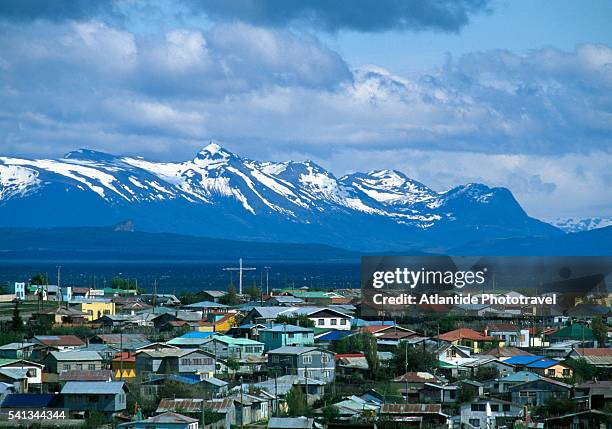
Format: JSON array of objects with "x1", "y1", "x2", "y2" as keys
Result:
[
  {"x1": 186, "y1": 0, "x2": 491, "y2": 33},
  {"x1": 0, "y1": 0, "x2": 117, "y2": 22}
]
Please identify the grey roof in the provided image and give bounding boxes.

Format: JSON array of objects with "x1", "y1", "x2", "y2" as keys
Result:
[
  {"x1": 268, "y1": 296, "x2": 304, "y2": 303},
  {"x1": 268, "y1": 417, "x2": 314, "y2": 428},
  {"x1": 200, "y1": 290, "x2": 228, "y2": 298},
  {"x1": 261, "y1": 324, "x2": 313, "y2": 333},
  {"x1": 0, "y1": 342, "x2": 35, "y2": 350},
  {"x1": 202, "y1": 377, "x2": 229, "y2": 387},
  {"x1": 48, "y1": 351, "x2": 102, "y2": 361},
  {"x1": 61, "y1": 381, "x2": 125, "y2": 394},
  {"x1": 184, "y1": 300, "x2": 229, "y2": 309},
  {"x1": 268, "y1": 346, "x2": 325, "y2": 355},
  {"x1": 255, "y1": 375, "x2": 326, "y2": 396},
  {"x1": 0, "y1": 368, "x2": 28, "y2": 380}
]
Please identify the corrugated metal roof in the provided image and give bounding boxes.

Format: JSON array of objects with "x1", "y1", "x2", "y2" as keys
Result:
[
  {"x1": 49, "y1": 351, "x2": 102, "y2": 361},
  {"x1": 380, "y1": 404, "x2": 443, "y2": 414},
  {"x1": 503, "y1": 355, "x2": 545, "y2": 365},
  {"x1": 61, "y1": 381, "x2": 125, "y2": 394},
  {"x1": 157, "y1": 398, "x2": 233, "y2": 413}
]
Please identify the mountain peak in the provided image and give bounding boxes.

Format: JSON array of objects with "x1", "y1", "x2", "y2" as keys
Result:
[
  {"x1": 63, "y1": 148, "x2": 118, "y2": 162},
  {"x1": 196, "y1": 142, "x2": 233, "y2": 160}
]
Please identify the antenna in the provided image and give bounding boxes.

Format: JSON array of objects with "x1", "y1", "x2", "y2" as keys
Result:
[{"x1": 222, "y1": 258, "x2": 256, "y2": 295}]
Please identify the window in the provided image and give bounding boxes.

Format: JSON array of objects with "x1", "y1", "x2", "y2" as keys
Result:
[
  {"x1": 76, "y1": 364, "x2": 83, "y2": 370},
  {"x1": 562, "y1": 368, "x2": 570, "y2": 376},
  {"x1": 321, "y1": 355, "x2": 330, "y2": 363},
  {"x1": 303, "y1": 355, "x2": 313, "y2": 365},
  {"x1": 88, "y1": 364, "x2": 96, "y2": 370},
  {"x1": 340, "y1": 319, "x2": 347, "y2": 325},
  {"x1": 471, "y1": 404, "x2": 486, "y2": 412},
  {"x1": 270, "y1": 355, "x2": 279, "y2": 363},
  {"x1": 288, "y1": 333, "x2": 295, "y2": 338},
  {"x1": 490, "y1": 404, "x2": 499, "y2": 412},
  {"x1": 503, "y1": 404, "x2": 510, "y2": 412},
  {"x1": 547, "y1": 369, "x2": 555, "y2": 376},
  {"x1": 469, "y1": 419, "x2": 480, "y2": 427},
  {"x1": 62, "y1": 364, "x2": 70, "y2": 371},
  {"x1": 331, "y1": 319, "x2": 337, "y2": 325},
  {"x1": 318, "y1": 319, "x2": 324, "y2": 326}
]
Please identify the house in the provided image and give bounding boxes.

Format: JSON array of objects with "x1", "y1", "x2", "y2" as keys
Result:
[
  {"x1": 502, "y1": 355, "x2": 547, "y2": 370},
  {"x1": 544, "y1": 409, "x2": 611, "y2": 429},
  {"x1": 419, "y1": 383, "x2": 459, "y2": 404},
  {"x1": 112, "y1": 352, "x2": 137, "y2": 380},
  {"x1": 265, "y1": 296, "x2": 305, "y2": 306},
  {"x1": 0, "y1": 368, "x2": 28, "y2": 393},
  {"x1": 90, "y1": 333, "x2": 150, "y2": 350},
  {"x1": 166, "y1": 332, "x2": 216, "y2": 349},
  {"x1": 43, "y1": 351, "x2": 103, "y2": 375},
  {"x1": 0, "y1": 359, "x2": 44, "y2": 386},
  {"x1": 509, "y1": 377, "x2": 571, "y2": 406},
  {"x1": 32, "y1": 307, "x2": 88, "y2": 326},
  {"x1": 70, "y1": 298, "x2": 116, "y2": 321},
  {"x1": 478, "y1": 346, "x2": 534, "y2": 360},
  {"x1": 0, "y1": 342, "x2": 36, "y2": 359},
  {"x1": 526, "y1": 359, "x2": 573, "y2": 378},
  {"x1": 1, "y1": 393, "x2": 61, "y2": 410},
  {"x1": 486, "y1": 371, "x2": 541, "y2": 394},
  {"x1": 379, "y1": 404, "x2": 448, "y2": 427},
  {"x1": 268, "y1": 417, "x2": 315, "y2": 429},
  {"x1": 156, "y1": 398, "x2": 235, "y2": 429},
  {"x1": 135, "y1": 349, "x2": 215, "y2": 378},
  {"x1": 392, "y1": 372, "x2": 443, "y2": 390},
  {"x1": 200, "y1": 335, "x2": 264, "y2": 360},
  {"x1": 58, "y1": 370, "x2": 113, "y2": 383},
  {"x1": 335, "y1": 353, "x2": 369, "y2": 377},
  {"x1": 267, "y1": 346, "x2": 335, "y2": 382},
  {"x1": 233, "y1": 391, "x2": 271, "y2": 426},
  {"x1": 549, "y1": 324, "x2": 597, "y2": 347},
  {"x1": 486, "y1": 323, "x2": 530, "y2": 347},
  {"x1": 61, "y1": 381, "x2": 127, "y2": 418},
  {"x1": 294, "y1": 307, "x2": 352, "y2": 331},
  {"x1": 567, "y1": 348, "x2": 612, "y2": 371},
  {"x1": 460, "y1": 398, "x2": 523, "y2": 428},
  {"x1": 183, "y1": 301, "x2": 230, "y2": 314},
  {"x1": 31, "y1": 335, "x2": 86, "y2": 353},
  {"x1": 258, "y1": 324, "x2": 315, "y2": 351},
  {"x1": 435, "y1": 328, "x2": 494, "y2": 353},
  {"x1": 574, "y1": 380, "x2": 612, "y2": 410},
  {"x1": 198, "y1": 290, "x2": 228, "y2": 303},
  {"x1": 117, "y1": 412, "x2": 199, "y2": 429},
  {"x1": 360, "y1": 324, "x2": 416, "y2": 337},
  {"x1": 254, "y1": 374, "x2": 327, "y2": 399}
]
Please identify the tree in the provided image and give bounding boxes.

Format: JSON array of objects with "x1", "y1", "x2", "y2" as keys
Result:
[
  {"x1": 474, "y1": 366, "x2": 499, "y2": 381},
  {"x1": 567, "y1": 357, "x2": 597, "y2": 383},
  {"x1": 246, "y1": 281, "x2": 261, "y2": 302},
  {"x1": 276, "y1": 314, "x2": 315, "y2": 328},
  {"x1": 391, "y1": 342, "x2": 436, "y2": 375},
  {"x1": 334, "y1": 333, "x2": 379, "y2": 376},
  {"x1": 11, "y1": 302, "x2": 23, "y2": 331},
  {"x1": 285, "y1": 385, "x2": 308, "y2": 417},
  {"x1": 110, "y1": 276, "x2": 138, "y2": 291},
  {"x1": 30, "y1": 272, "x2": 48, "y2": 285},
  {"x1": 457, "y1": 385, "x2": 475, "y2": 403},
  {"x1": 535, "y1": 397, "x2": 577, "y2": 418},
  {"x1": 438, "y1": 315, "x2": 457, "y2": 333},
  {"x1": 219, "y1": 283, "x2": 239, "y2": 306},
  {"x1": 85, "y1": 410, "x2": 106, "y2": 428},
  {"x1": 591, "y1": 317, "x2": 608, "y2": 346},
  {"x1": 225, "y1": 357, "x2": 240, "y2": 379},
  {"x1": 322, "y1": 405, "x2": 340, "y2": 422}
]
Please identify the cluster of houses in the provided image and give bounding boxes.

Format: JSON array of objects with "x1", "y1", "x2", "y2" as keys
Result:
[{"x1": 0, "y1": 283, "x2": 610, "y2": 428}]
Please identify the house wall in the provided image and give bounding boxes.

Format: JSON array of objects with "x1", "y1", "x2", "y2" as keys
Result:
[
  {"x1": 310, "y1": 316, "x2": 350, "y2": 331},
  {"x1": 460, "y1": 402, "x2": 522, "y2": 428},
  {"x1": 267, "y1": 350, "x2": 335, "y2": 382},
  {"x1": 259, "y1": 331, "x2": 315, "y2": 351}
]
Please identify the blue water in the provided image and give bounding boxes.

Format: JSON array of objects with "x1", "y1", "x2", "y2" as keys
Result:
[{"x1": 0, "y1": 260, "x2": 360, "y2": 293}]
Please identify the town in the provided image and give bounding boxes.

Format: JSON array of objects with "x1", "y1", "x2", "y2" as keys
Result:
[{"x1": 0, "y1": 272, "x2": 609, "y2": 429}]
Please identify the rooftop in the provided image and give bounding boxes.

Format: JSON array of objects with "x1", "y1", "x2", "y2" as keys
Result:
[{"x1": 61, "y1": 381, "x2": 125, "y2": 394}]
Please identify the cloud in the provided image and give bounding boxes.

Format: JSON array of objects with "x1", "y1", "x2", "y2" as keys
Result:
[
  {"x1": 186, "y1": 0, "x2": 491, "y2": 33},
  {"x1": 0, "y1": 19, "x2": 611, "y2": 218}
]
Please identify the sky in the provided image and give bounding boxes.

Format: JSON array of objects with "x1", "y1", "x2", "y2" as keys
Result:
[{"x1": 0, "y1": 0, "x2": 611, "y2": 220}]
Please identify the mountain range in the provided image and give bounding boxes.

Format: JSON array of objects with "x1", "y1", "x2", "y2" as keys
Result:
[{"x1": 0, "y1": 143, "x2": 602, "y2": 253}]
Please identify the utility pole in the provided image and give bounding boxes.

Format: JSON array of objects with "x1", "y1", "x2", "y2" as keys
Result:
[
  {"x1": 405, "y1": 340, "x2": 409, "y2": 404},
  {"x1": 223, "y1": 258, "x2": 256, "y2": 295},
  {"x1": 240, "y1": 376, "x2": 244, "y2": 429},
  {"x1": 264, "y1": 266, "x2": 271, "y2": 295}
]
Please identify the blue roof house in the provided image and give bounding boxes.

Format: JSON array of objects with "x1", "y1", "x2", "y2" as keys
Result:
[{"x1": 259, "y1": 324, "x2": 314, "y2": 351}]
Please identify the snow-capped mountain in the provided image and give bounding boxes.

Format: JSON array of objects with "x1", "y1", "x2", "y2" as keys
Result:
[
  {"x1": 552, "y1": 216, "x2": 612, "y2": 233},
  {"x1": 0, "y1": 143, "x2": 560, "y2": 251}
]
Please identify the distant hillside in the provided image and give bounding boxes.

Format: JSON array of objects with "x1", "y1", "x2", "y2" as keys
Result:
[
  {"x1": 0, "y1": 226, "x2": 360, "y2": 261},
  {"x1": 452, "y1": 226, "x2": 612, "y2": 256}
]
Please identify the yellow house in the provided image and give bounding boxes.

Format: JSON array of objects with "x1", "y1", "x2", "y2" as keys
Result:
[
  {"x1": 197, "y1": 312, "x2": 239, "y2": 333},
  {"x1": 72, "y1": 299, "x2": 115, "y2": 321}
]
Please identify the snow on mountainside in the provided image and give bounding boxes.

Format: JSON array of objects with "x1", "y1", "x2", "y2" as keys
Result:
[
  {"x1": 0, "y1": 143, "x2": 561, "y2": 251},
  {"x1": 552, "y1": 216, "x2": 612, "y2": 233}
]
